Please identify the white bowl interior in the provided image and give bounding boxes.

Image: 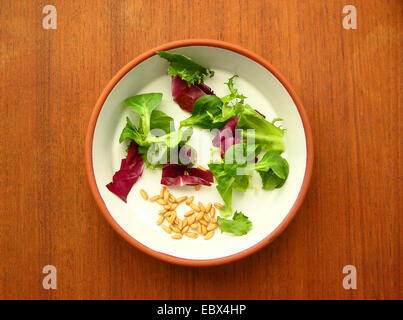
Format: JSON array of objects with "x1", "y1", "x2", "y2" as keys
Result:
[{"x1": 92, "y1": 46, "x2": 307, "y2": 260}]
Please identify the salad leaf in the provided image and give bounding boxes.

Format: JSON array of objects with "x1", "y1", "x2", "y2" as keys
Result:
[
  {"x1": 156, "y1": 51, "x2": 214, "y2": 86},
  {"x1": 254, "y1": 150, "x2": 289, "y2": 190},
  {"x1": 208, "y1": 144, "x2": 254, "y2": 217},
  {"x1": 180, "y1": 95, "x2": 226, "y2": 129},
  {"x1": 161, "y1": 163, "x2": 214, "y2": 186},
  {"x1": 217, "y1": 211, "x2": 252, "y2": 236},
  {"x1": 106, "y1": 142, "x2": 145, "y2": 202},
  {"x1": 150, "y1": 110, "x2": 174, "y2": 136},
  {"x1": 221, "y1": 75, "x2": 246, "y2": 104},
  {"x1": 124, "y1": 93, "x2": 163, "y2": 141},
  {"x1": 171, "y1": 76, "x2": 214, "y2": 113},
  {"x1": 119, "y1": 117, "x2": 145, "y2": 146},
  {"x1": 237, "y1": 105, "x2": 285, "y2": 152}
]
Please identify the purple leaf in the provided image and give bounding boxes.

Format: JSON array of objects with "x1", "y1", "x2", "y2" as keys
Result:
[
  {"x1": 212, "y1": 116, "x2": 241, "y2": 158},
  {"x1": 172, "y1": 76, "x2": 214, "y2": 113},
  {"x1": 106, "y1": 142, "x2": 145, "y2": 202},
  {"x1": 161, "y1": 163, "x2": 214, "y2": 186}
]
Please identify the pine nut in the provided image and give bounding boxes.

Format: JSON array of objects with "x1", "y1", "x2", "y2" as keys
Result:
[
  {"x1": 178, "y1": 220, "x2": 183, "y2": 230},
  {"x1": 214, "y1": 202, "x2": 224, "y2": 210},
  {"x1": 140, "y1": 189, "x2": 148, "y2": 200},
  {"x1": 171, "y1": 226, "x2": 181, "y2": 234},
  {"x1": 204, "y1": 231, "x2": 214, "y2": 240},
  {"x1": 198, "y1": 165, "x2": 207, "y2": 171},
  {"x1": 175, "y1": 217, "x2": 179, "y2": 225},
  {"x1": 157, "y1": 199, "x2": 167, "y2": 205},
  {"x1": 164, "y1": 188, "x2": 169, "y2": 201},
  {"x1": 170, "y1": 203, "x2": 178, "y2": 210},
  {"x1": 156, "y1": 216, "x2": 164, "y2": 225},
  {"x1": 199, "y1": 219, "x2": 208, "y2": 226},
  {"x1": 176, "y1": 196, "x2": 187, "y2": 203},
  {"x1": 149, "y1": 195, "x2": 160, "y2": 202},
  {"x1": 198, "y1": 202, "x2": 205, "y2": 212},
  {"x1": 171, "y1": 233, "x2": 182, "y2": 239},
  {"x1": 182, "y1": 226, "x2": 189, "y2": 233},
  {"x1": 191, "y1": 204, "x2": 200, "y2": 212},
  {"x1": 202, "y1": 225, "x2": 207, "y2": 235},
  {"x1": 190, "y1": 223, "x2": 198, "y2": 229},
  {"x1": 211, "y1": 218, "x2": 217, "y2": 224},
  {"x1": 158, "y1": 209, "x2": 168, "y2": 215},
  {"x1": 182, "y1": 219, "x2": 188, "y2": 228},
  {"x1": 188, "y1": 215, "x2": 196, "y2": 225},
  {"x1": 204, "y1": 214, "x2": 211, "y2": 222},
  {"x1": 185, "y1": 232, "x2": 198, "y2": 238},
  {"x1": 205, "y1": 203, "x2": 212, "y2": 213},
  {"x1": 161, "y1": 225, "x2": 171, "y2": 234},
  {"x1": 197, "y1": 223, "x2": 202, "y2": 234},
  {"x1": 185, "y1": 196, "x2": 194, "y2": 205},
  {"x1": 195, "y1": 185, "x2": 201, "y2": 191},
  {"x1": 184, "y1": 210, "x2": 194, "y2": 217},
  {"x1": 164, "y1": 204, "x2": 171, "y2": 210},
  {"x1": 207, "y1": 224, "x2": 218, "y2": 231},
  {"x1": 169, "y1": 195, "x2": 176, "y2": 203},
  {"x1": 210, "y1": 207, "x2": 216, "y2": 218},
  {"x1": 160, "y1": 186, "x2": 166, "y2": 198},
  {"x1": 195, "y1": 211, "x2": 204, "y2": 221}
]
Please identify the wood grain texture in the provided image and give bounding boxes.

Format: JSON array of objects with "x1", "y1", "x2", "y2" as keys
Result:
[{"x1": 0, "y1": 0, "x2": 401, "y2": 299}]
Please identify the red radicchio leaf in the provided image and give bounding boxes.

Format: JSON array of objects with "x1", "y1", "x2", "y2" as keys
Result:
[
  {"x1": 106, "y1": 142, "x2": 145, "y2": 202},
  {"x1": 161, "y1": 163, "x2": 214, "y2": 186},
  {"x1": 212, "y1": 116, "x2": 241, "y2": 158},
  {"x1": 172, "y1": 76, "x2": 214, "y2": 113}
]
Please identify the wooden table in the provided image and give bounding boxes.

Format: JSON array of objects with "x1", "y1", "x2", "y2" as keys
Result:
[{"x1": 0, "y1": 0, "x2": 401, "y2": 300}]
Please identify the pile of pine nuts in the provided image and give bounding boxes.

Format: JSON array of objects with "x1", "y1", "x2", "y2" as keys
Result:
[{"x1": 140, "y1": 187, "x2": 224, "y2": 240}]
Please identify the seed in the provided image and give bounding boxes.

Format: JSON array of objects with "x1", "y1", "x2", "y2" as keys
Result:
[
  {"x1": 169, "y1": 195, "x2": 176, "y2": 203},
  {"x1": 186, "y1": 196, "x2": 194, "y2": 205},
  {"x1": 185, "y1": 232, "x2": 198, "y2": 238},
  {"x1": 161, "y1": 225, "x2": 171, "y2": 234},
  {"x1": 210, "y1": 207, "x2": 216, "y2": 218},
  {"x1": 197, "y1": 223, "x2": 202, "y2": 234},
  {"x1": 171, "y1": 233, "x2": 182, "y2": 240},
  {"x1": 204, "y1": 214, "x2": 211, "y2": 222},
  {"x1": 160, "y1": 186, "x2": 166, "y2": 198},
  {"x1": 199, "y1": 219, "x2": 208, "y2": 226},
  {"x1": 202, "y1": 225, "x2": 207, "y2": 235},
  {"x1": 198, "y1": 202, "x2": 205, "y2": 212},
  {"x1": 190, "y1": 223, "x2": 198, "y2": 229},
  {"x1": 149, "y1": 195, "x2": 160, "y2": 202},
  {"x1": 171, "y1": 226, "x2": 181, "y2": 233},
  {"x1": 214, "y1": 202, "x2": 224, "y2": 210},
  {"x1": 195, "y1": 185, "x2": 201, "y2": 191},
  {"x1": 211, "y1": 218, "x2": 217, "y2": 224},
  {"x1": 157, "y1": 199, "x2": 167, "y2": 205},
  {"x1": 164, "y1": 204, "x2": 171, "y2": 210},
  {"x1": 195, "y1": 211, "x2": 204, "y2": 221},
  {"x1": 158, "y1": 209, "x2": 168, "y2": 215},
  {"x1": 205, "y1": 202, "x2": 212, "y2": 213},
  {"x1": 140, "y1": 189, "x2": 148, "y2": 200},
  {"x1": 176, "y1": 196, "x2": 187, "y2": 203},
  {"x1": 175, "y1": 217, "x2": 179, "y2": 225},
  {"x1": 182, "y1": 219, "x2": 188, "y2": 228},
  {"x1": 178, "y1": 220, "x2": 183, "y2": 230},
  {"x1": 198, "y1": 165, "x2": 207, "y2": 171},
  {"x1": 207, "y1": 224, "x2": 218, "y2": 231},
  {"x1": 156, "y1": 216, "x2": 164, "y2": 225},
  {"x1": 204, "y1": 231, "x2": 214, "y2": 240},
  {"x1": 170, "y1": 203, "x2": 178, "y2": 210},
  {"x1": 188, "y1": 215, "x2": 196, "y2": 225},
  {"x1": 182, "y1": 226, "x2": 189, "y2": 233},
  {"x1": 184, "y1": 210, "x2": 194, "y2": 217},
  {"x1": 164, "y1": 188, "x2": 169, "y2": 201},
  {"x1": 191, "y1": 204, "x2": 200, "y2": 212}
]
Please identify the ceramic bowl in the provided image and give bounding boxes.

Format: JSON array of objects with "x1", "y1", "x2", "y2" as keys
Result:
[{"x1": 85, "y1": 39, "x2": 313, "y2": 266}]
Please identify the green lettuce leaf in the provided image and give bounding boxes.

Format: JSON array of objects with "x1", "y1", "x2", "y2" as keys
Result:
[
  {"x1": 254, "y1": 150, "x2": 289, "y2": 190},
  {"x1": 155, "y1": 51, "x2": 214, "y2": 86},
  {"x1": 124, "y1": 93, "x2": 163, "y2": 141},
  {"x1": 237, "y1": 105, "x2": 285, "y2": 152},
  {"x1": 180, "y1": 95, "x2": 226, "y2": 129},
  {"x1": 217, "y1": 211, "x2": 252, "y2": 235},
  {"x1": 150, "y1": 110, "x2": 174, "y2": 136}
]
